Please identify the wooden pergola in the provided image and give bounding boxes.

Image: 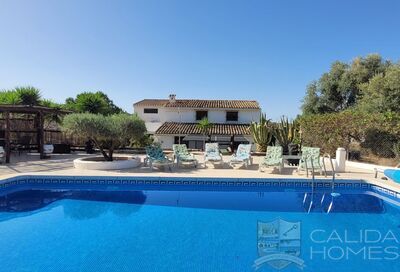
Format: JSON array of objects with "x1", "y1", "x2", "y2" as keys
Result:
[{"x1": 0, "y1": 105, "x2": 71, "y2": 163}]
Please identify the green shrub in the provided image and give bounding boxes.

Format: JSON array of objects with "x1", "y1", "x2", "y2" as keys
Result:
[
  {"x1": 131, "y1": 134, "x2": 154, "y2": 148},
  {"x1": 299, "y1": 110, "x2": 400, "y2": 156}
]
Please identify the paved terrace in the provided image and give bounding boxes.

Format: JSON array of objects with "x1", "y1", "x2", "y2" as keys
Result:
[{"x1": 1, "y1": 152, "x2": 399, "y2": 192}]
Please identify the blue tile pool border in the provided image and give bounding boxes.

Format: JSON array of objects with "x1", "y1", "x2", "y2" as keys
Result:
[{"x1": 1, "y1": 175, "x2": 399, "y2": 200}]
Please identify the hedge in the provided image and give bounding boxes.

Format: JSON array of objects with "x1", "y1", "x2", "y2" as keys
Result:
[{"x1": 298, "y1": 111, "x2": 400, "y2": 156}]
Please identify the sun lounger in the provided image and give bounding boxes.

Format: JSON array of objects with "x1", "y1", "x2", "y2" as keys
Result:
[
  {"x1": 229, "y1": 144, "x2": 252, "y2": 168},
  {"x1": 172, "y1": 144, "x2": 198, "y2": 168},
  {"x1": 298, "y1": 146, "x2": 324, "y2": 176},
  {"x1": 204, "y1": 143, "x2": 223, "y2": 167},
  {"x1": 259, "y1": 146, "x2": 283, "y2": 172},
  {"x1": 145, "y1": 145, "x2": 174, "y2": 171}
]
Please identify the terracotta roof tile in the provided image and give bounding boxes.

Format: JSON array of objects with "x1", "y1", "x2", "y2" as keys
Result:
[
  {"x1": 134, "y1": 99, "x2": 260, "y2": 109},
  {"x1": 155, "y1": 122, "x2": 251, "y2": 135},
  {"x1": 133, "y1": 99, "x2": 169, "y2": 107}
]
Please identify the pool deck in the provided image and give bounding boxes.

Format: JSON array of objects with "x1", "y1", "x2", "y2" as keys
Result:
[{"x1": 1, "y1": 152, "x2": 399, "y2": 193}]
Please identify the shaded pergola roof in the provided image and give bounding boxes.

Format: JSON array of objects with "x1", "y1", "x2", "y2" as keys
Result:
[
  {"x1": 0, "y1": 104, "x2": 71, "y2": 114},
  {"x1": 0, "y1": 104, "x2": 72, "y2": 163},
  {"x1": 155, "y1": 122, "x2": 251, "y2": 135}
]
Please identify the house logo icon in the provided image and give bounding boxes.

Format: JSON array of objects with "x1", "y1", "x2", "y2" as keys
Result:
[{"x1": 253, "y1": 219, "x2": 305, "y2": 270}]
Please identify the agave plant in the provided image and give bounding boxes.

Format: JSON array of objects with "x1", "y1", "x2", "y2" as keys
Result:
[
  {"x1": 272, "y1": 116, "x2": 298, "y2": 153},
  {"x1": 250, "y1": 113, "x2": 272, "y2": 152}
]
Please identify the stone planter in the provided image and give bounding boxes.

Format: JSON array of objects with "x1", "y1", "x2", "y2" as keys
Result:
[{"x1": 74, "y1": 156, "x2": 141, "y2": 170}]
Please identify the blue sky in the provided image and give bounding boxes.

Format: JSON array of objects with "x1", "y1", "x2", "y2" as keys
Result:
[{"x1": 1, "y1": 0, "x2": 400, "y2": 120}]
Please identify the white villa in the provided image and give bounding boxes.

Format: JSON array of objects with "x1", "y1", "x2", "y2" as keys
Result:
[{"x1": 133, "y1": 95, "x2": 261, "y2": 150}]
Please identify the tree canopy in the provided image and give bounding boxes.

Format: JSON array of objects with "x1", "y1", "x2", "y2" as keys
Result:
[
  {"x1": 301, "y1": 54, "x2": 396, "y2": 114},
  {"x1": 1, "y1": 88, "x2": 125, "y2": 115},
  {"x1": 65, "y1": 91, "x2": 124, "y2": 115},
  {"x1": 62, "y1": 113, "x2": 146, "y2": 160},
  {"x1": 0, "y1": 86, "x2": 66, "y2": 109},
  {"x1": 0, "y1": 86, "x2": 47, "y2": 106},
  {"x1": 358, "y1": 64, "x2": 400, "y2": 113}
]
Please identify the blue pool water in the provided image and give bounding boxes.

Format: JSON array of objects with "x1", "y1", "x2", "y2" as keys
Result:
[{"x1": 1, "y1": 184, "x2": 400, "y2": 271}]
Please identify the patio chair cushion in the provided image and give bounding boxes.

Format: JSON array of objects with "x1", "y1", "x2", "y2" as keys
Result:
[
  {"x1": 262, "y1": 146, "x2": 283, "y2": 166},
  {"x1": 179, "y1": 153, "x2": 196, "y2": 161},
  {"x1": 206, "y1": 153, "x2": 222, "y2": 161},
  {"x1": 299, "y1": 147, "x2": 321, "y2": 169},
  {"x1": 173, "y1": 144, "x2": 197, "y2": 162},
  {"x1": 230, "y1": 144, "x2": 251, "y2": 162},
  {"x1": 145, "y1": 145, "x2": 169, "y2": 163},
  {"x1": 205, "y1": 143, "x2": 222, "y2": 161},
  {"x1": 206, "y1": 143, "x2": 218, "y2": 153}
]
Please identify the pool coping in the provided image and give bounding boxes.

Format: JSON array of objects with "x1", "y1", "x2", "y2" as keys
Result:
[{"x1": 1, "y1": 173, "x2": 400, "y2": 202}]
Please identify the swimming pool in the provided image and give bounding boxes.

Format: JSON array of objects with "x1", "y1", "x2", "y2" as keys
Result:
[{"x1": 1, "y1": 176, "x2": 400, "y2": 272}]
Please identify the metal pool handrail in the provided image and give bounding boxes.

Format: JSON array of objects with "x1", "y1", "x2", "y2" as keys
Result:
[
  {"x1": 322, "y1": 153, "x2": 336, "y2": 190},
  {"x1": 303, "y1": 155, "x2": 315, "y2": 213}
]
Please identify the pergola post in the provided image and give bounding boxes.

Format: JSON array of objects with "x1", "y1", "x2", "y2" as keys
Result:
[
  {"x1": 37, "y1": 111, "x2": 45, "y2": 159},
  {"x1": 5, "y1": 111, "x2": 10, "y2": 163}
]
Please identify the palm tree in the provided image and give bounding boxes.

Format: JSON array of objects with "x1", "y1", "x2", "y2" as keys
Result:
[
  {"x1": 0, "y1": 90, "x2": 22, "y2": 104},
  {"x1": 197, "y1": 117, "x2": 213, "y2": 151},
  {"x1": 14, "y1": 86, "x2": 42, "y2": 106}
]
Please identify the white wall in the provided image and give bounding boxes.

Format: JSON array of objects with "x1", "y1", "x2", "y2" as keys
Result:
[
  {"x1": 238, "y1": 110, "x2": 260, "y2": 123},
  {"x1": 154, "y1": 135, "x2": 174, "y2": 149},
  {"x1": 134, "y1": 105, "x2": 166, "y2": 133},
  {"x1": 134, "y1": 105, "x2": 164, "y2": 123},
  {"x1": 163, "y1": 109, "x2": 196, "y2": 123},
  {"x1": 135, "y1": 105, "x2": 260, "y2": 124}
]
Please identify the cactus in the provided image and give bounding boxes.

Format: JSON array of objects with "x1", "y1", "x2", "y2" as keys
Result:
[
  {"x1": 273, "y1": 116, "x2": 298, "y2": 153},
  {"x1": 250, "y1": 114, "x2": 273, "y2": 152}
]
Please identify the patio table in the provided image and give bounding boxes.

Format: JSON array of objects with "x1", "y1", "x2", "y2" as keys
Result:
[
  {"x1": 281, "y1": 154, "x2": 302, "y2": 171},
  {"x1": 282, "y1": 155, "x2": 302, "y2": 160}
]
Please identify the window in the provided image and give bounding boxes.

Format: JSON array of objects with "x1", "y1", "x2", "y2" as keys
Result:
[
  {"x1": 144, "y1": 108, "x2": 158, "y2": 114},
  {"x1": 188, "y1": 140, "x2": 204, "y2": 150},
  {"x1": 226, "y1": 111, "x2": 238, "y2": 121},
  {"x1": 196, "y1": 111, "x2": 208, "y2": 121},
  {"x1": 174, "y1": 136, "x2": 186, "y2": 144}
]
